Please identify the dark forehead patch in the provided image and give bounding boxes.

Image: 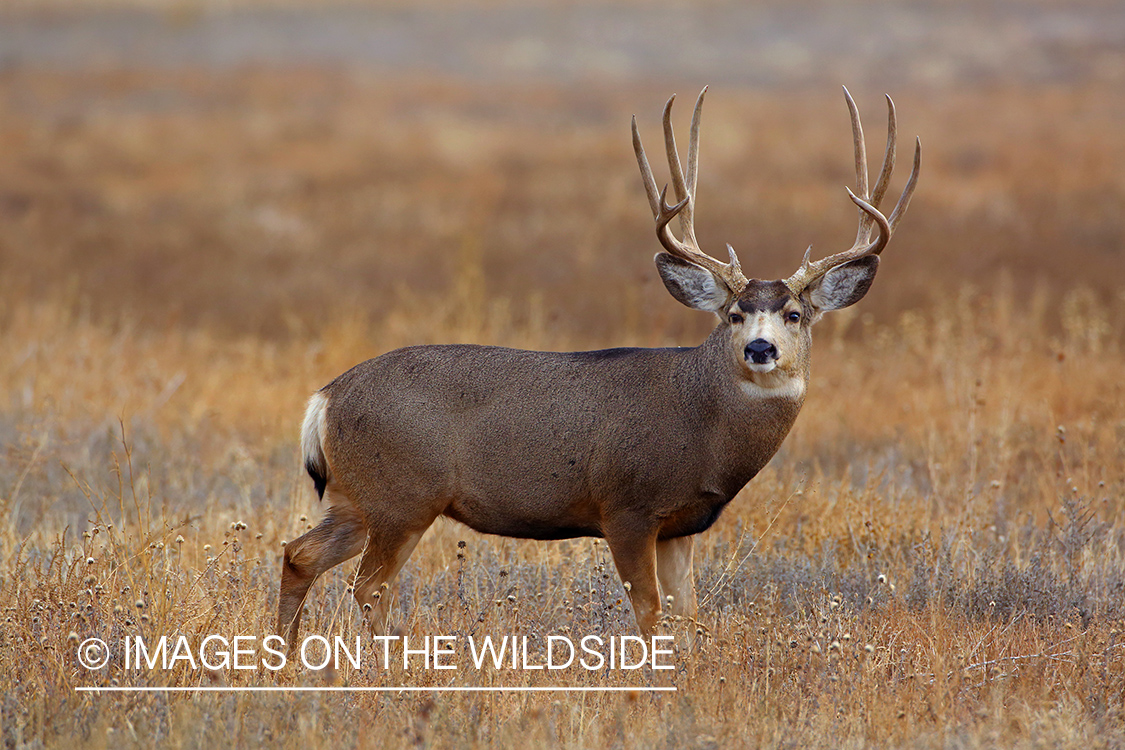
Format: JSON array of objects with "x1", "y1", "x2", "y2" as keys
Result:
[{"x1": 736, "y1": 279, "x2": 796, "y2": 313}]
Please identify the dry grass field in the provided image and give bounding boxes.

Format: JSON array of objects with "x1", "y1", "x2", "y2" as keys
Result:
[{"x1": 2, "y1": 6, "x2": 1125, "y2": 747}]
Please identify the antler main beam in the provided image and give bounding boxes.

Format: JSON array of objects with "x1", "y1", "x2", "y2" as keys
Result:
[
  {"x1": 633, "y1": 88, "x2": 749, "y2": 293},
  {"x1": 784, "y1": 87, "x2": 921, "y2": 295}
]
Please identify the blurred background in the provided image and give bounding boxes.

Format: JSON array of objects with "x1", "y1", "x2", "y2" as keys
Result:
[
  {"x1": 1, "y1": 0, "x2": 1122, "y2": 345},
  {"x1": 3, "y1": 7, "x2": 1125, "y2": 743}
]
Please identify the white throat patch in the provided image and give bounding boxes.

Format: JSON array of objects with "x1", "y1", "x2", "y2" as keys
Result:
[{"x1": 738, "y1": 371, "x2": 806, "y2": 402}]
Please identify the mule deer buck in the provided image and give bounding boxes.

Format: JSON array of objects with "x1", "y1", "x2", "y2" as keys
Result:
[{"x1": 278, "y1": 87, "x2": 919, "y2": 642}]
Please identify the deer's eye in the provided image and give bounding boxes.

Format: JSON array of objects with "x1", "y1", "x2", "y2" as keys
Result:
[
  {"x1": 787, "y1": 311, "x2": 801, "y2": 323},
  {"x1": 729, "y1": 313, "x2": 744, "y2": 325}
]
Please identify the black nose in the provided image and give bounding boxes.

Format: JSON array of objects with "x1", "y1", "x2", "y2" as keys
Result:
[{"x1": 745, "y1": 338, "x2": 778, "y2": 364}]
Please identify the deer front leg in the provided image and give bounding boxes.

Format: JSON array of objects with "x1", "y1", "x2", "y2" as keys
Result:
[
  {"x1": 605, "y1": 524, "x2": 661, "y2": 633},
  {"x1": 656, "y1": 535, "x2": 697, "y2": 620}
]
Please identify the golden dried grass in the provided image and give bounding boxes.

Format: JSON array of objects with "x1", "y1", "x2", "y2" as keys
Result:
[{"x1": 0, "y1": 69, "x2": 1123, "y2": 747}]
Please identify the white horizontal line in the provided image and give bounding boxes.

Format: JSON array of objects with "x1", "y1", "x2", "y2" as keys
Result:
[{"x1": 76, "y1": 686, "x2": 676, "y2": 693}]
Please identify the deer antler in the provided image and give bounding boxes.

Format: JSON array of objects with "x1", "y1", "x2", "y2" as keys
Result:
[
  {"x1": 633, "y1": 87, "x2": 749, "y2": 293},
  {"x1": 784, "y1": 87, "x2": 921, "y2": 295}
]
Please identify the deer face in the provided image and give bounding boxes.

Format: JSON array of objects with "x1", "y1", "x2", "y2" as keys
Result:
[
  {"x1": 656, "y1": 252, "x2": 881, "y2": 386},
  {"x1": 726, "y1": 280, "x2": 806, "y2": 378}
]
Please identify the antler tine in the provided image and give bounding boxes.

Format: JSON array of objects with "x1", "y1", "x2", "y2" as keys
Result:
[
  {"x1": 844, "y1": 86, "x2": 869, "y2": 250},
  {"x1": 660, "y1": 93, "x2": 693, "y2": 247},
  {"x1": 633, "y1": 89, "x2": 748, "y2": 292},
  {"x1": 655, "y1": 184, "x2": 690, "y2": 243},
  {"x1": 686, "y1": 88, "x2": 706, "y2": 198},
  {"x1": 784, "y1": 90, "x2": 921, "y2": 294},
  {"x1": 846, "y1": 188, "x2": 891, "y2": 256},
  {"x1": 887, "y1": 136, "x2": 921, "y2": 232},
  {"x1": 683, "y1": 87, "x2": 707, "y2": 245},
  {"x1": 868, "y1": 95, "x2": 898, "y2": 222},
  {"x1": 631, "y1": 114, "x2": 662, "y2": 221}
]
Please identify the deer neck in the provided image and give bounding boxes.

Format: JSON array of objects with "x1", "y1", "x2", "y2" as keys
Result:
[{"x1": 679, "y1": 325, "x2": 808, "y2": 495}]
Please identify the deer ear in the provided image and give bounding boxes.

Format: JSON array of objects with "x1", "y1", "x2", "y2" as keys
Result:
[
  {"x1": 807, "y1": 255, "x2": 879, "y2": 315},
  {"x1": 655, "y1": 252, "x2": 733, "y2": 313}
]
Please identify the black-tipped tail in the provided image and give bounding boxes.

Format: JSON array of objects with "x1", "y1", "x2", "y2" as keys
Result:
[
  {"x1": 306, "y1": 458, "x2": 328, "y2": 500},
  {"x1": 300, "y1": 391, "x2": 331, "y2": 501}
]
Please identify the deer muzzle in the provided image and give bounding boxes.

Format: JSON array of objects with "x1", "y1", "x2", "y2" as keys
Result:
[{"x1": 745, "y1": 338, "x2": 779, "y2": 366}]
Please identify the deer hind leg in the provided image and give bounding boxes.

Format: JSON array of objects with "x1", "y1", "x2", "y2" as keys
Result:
[
  {"x1": 656, "y1": 535, "x2": 697, "y2": 620},
  {"x1": 352, "y1": 526, "x2": 427, "y2": 635},
  {"x1": 605, "y1": 524, "x2": 661, "y2": 634},
  {"x1": 278, "y1": 498, "x2": 368, "y2": 647}
]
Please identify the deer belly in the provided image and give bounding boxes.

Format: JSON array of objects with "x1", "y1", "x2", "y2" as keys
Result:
[
  {"x1": 442, "y1": 476, "x2": 603, "y2": 541},
  {"x1": 658, "y1": 492, "x2": 733, "y2": 539}
]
